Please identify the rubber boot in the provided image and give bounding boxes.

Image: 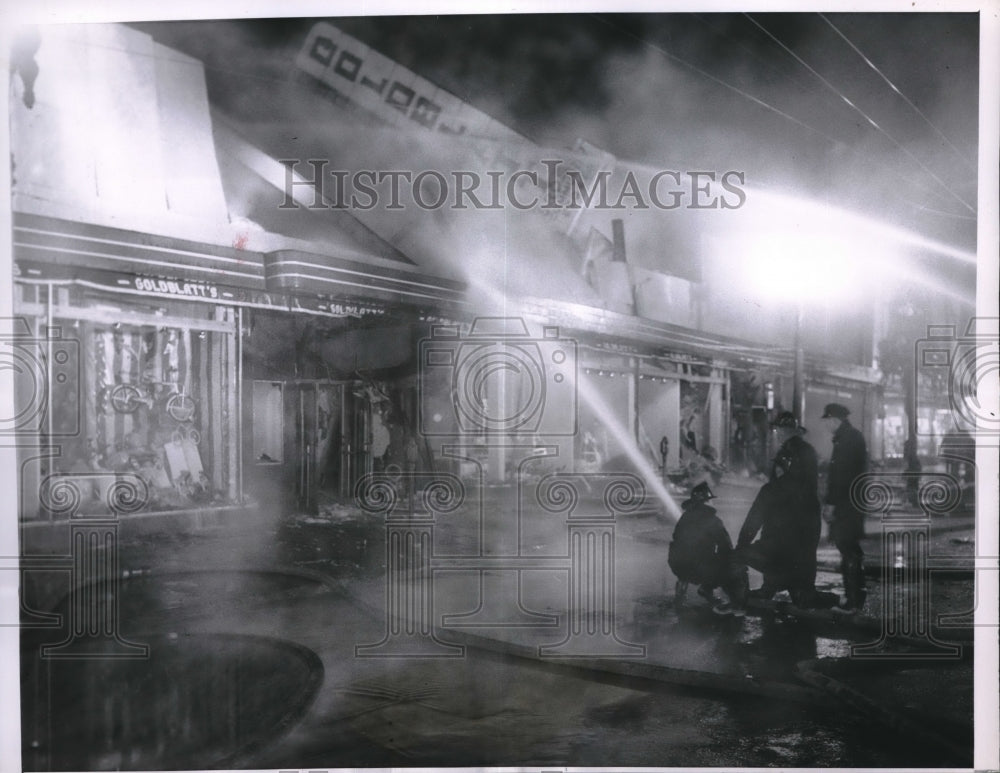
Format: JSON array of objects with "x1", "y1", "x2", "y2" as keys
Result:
[
  {"x1": 674, "y1": 580, "x2": 689, "y2": 611},
  {"x1": 843, "y1": 556, "x2": 866, "y2": 611}
]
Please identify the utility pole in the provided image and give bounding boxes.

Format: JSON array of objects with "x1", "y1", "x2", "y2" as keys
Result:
[{"x1": 792, "y1": 301, "x2": 806, "y2": 423}]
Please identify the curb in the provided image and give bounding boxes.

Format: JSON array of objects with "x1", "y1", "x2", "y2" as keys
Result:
[
  {"x1": 435, "y1": 627, "x2": 830, "y2": 707},
  {"x1": 795, "y1": 658, "x2": 970, "y2": 764},
  {"x1": 633, "y1": 594, "x2": 974, "y2": 644}
]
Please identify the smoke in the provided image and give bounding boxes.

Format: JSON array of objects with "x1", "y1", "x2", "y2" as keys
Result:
[
  {"x1": 135, "y1": 13, "x2": 979, "y2": 274},
  {"x1": 527, "y1": 14, "x2": 978, "y2": 256}
]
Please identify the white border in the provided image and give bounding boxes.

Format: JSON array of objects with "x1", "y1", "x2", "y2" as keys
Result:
[{"x1": 1, "y1": 2, "x2": 997, "y2": 773}]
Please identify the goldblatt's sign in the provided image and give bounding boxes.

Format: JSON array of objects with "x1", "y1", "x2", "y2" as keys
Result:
[
  {"x1": 293, "y1": 23, "x2": 616, "y2": 236},
  {"x1": 133, "y1": 277, "x2": 220, "y2": 299},
  {"x1": 296, "y1": 23, "x2": 521, "y2": 142},
  {"x1": 15, "y1": 261, "x2": 391, "y2": 318}
]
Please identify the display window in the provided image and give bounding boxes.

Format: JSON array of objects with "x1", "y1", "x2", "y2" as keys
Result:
[{"x1": 16, "y1": 282, "x2": 239, "y2": 515}]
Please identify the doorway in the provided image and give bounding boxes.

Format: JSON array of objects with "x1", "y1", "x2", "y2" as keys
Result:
[
  {"x1": 288, "y1": 381, "x2": 372, "y2": 512},
  {"x1": 251, "y1": 380, "x2": 371, "y2": 513}
]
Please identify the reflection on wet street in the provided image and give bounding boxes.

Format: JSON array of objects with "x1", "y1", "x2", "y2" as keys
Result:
[
  {"x1": 20, "y1": 528, "x2": 974, "y2": 771},
  {"x1": 21, "y1": 630, "x2": 323, "y2": 771}
]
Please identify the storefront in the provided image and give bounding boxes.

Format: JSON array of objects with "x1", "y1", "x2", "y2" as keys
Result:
[
  {"x1": 14, "y1": 270, "x2": 241, "y2": 519},
  {"x1": 802, "y1": 377, "x2": 880, "y2": 464},
  {"x1": 547, "y1": 329, "x2": 732, "y2": 480},
  {"x1": 12, "y1": 226, "x2": 881, "y2": 523},
  {"x1": 728, "y1": 368, "x2": 783, "y2": 476},
  {"x1": 10, "y1": 205, "x2": 476, "y2": 520},
  {"x1": 10, "y1": 208, "x2": 271, "y2": 520},
  {"x1": 725, "y1": 345, "x2": 881, "y2": 472},
  {"x1": 242, "y1": 309, "x2": 424, "y2": 512},
  {"x1": 239, "y1": 249, "x2": 468, "y2": 512},
  {"x1": 880, "y1": 393, "x2": 959, "y2": 465}
]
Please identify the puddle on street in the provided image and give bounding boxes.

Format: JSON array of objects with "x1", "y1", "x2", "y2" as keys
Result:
[
  {"x1": 298, "y1": 647, "x2": 954, "y2": 769},
  {"x1": 21, "y1": 632, "x2": 323, "y2": 771},
  {"x1": 815, "y1": 637, "x2": 853, "y2": 658}
]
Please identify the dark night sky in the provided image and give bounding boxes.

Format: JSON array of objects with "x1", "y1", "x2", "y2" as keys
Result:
[{"x1": 132, "y1": 13, "x2": 979, "y2": 257}]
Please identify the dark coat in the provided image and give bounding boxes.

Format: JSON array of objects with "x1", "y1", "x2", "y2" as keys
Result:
[
  {"x1": 772, "y1": 435, "x2": 819, "y2": 498},
  {"x1": 737, "y1": 476, "x2": 818, "y2": 589},
  {"x1": 772, "y1": 433, "x2": 822, "y2": 549},
  {"x1": 668, "y1": 503, "x2": 733, "y2": 584},
  {"x1": 737, "y1": 479, "x2": 800, "y2": 553},
  {"x1": 825, "y1": 419, "x2": 868, "y2": 516}
]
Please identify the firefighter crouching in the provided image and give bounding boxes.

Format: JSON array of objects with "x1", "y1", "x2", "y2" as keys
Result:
[{"x1": 668, "y1": 482, "x2": 748, "y2": 616}]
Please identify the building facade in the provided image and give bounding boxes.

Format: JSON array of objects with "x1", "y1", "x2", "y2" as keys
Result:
[{"x1": 10, "y1": 23, "x2": 887, "y2": 521}]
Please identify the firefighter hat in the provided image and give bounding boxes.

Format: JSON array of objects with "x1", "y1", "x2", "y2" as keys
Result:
[
  {"x1": 771, "y1": 411, "x2": 801, "y2": 430},
  {"x1": 821, "y1": 403, "x2": 850, "y2": 419},
  {"x1": 683, "y1": 482, "x2": 716, "y2": 507}
]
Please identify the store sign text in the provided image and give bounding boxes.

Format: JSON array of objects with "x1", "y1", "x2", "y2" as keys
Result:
[
  {"x1": 296, "y1": 23, "x2": 515, "y2": 141},
  {"x1": 134, "y1": 277, "x2": 219, "y2": 299}
]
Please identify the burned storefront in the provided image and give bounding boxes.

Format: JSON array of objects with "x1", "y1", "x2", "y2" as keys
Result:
[
  {"x1": 10, "y1": 221, "x2": 470, "y2": 520},
  {"x1": 10, "y1": 21, "x2": 889, "y2": 526},
  {"x1": 8, "y1": 24, "x2": 255, "y2": 522},
  {"x1": 238, "y1": 250, "x2": 466, "y2": 512},
  {"x1": 8, "y1": 23, "x2": 460, "y2": 521},
  {"x1": 9, "y1": 187, "x2": 260, "y2": 521}
]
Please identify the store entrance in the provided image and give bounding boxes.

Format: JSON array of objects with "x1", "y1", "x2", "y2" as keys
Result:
[{"x1": 285, "y1": 381, "x2": 371, "y2": 513}]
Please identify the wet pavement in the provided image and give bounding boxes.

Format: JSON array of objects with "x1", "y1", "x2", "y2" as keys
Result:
[
  {"x1": 19, "y1": 478, "x2": 978, "y2": 769},
  {"x1": 23, "y1": 632, "x2": 323, "y2": 770}
]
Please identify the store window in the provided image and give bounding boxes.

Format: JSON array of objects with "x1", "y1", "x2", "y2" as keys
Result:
[
  {"x1": 679, "y1": 373, "x2": 726, "y2": 469},
  {"x1": 44, "y1": 316, "x2": 237, "y2": 512},
  {"x1": 5, "y1": 279, "x2": 237, "y2": 516}
]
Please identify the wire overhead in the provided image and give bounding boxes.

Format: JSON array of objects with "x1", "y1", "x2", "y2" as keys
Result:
[
  {"x1": 593, "y1": 14, "x2": 975, "y2": 227},
  {"x1": 590, "y1": 14, "x2": 841, "y2": 145},
  {"x1": 744, "y1": 13, "x2": 977, "y2": 216},
  {"x1": 818, "y1": 13, "x2": 977, "y2": 172}
]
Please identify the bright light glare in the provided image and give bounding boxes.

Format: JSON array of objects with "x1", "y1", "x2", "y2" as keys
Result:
[
  {"x1": 707, "y1": 188, "x2": 975, "y2": 306},
  {"x1": 741, "y1": 231, "x2": 861, "y2": 303},
  {"x1": 751, "y1": 190, "x2": 976, "y2": 265}
]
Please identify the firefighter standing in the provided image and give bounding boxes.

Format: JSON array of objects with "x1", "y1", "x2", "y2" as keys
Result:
[
  {"x1": 770, "y1": 411, "x2": 821, "y2": 603},
  {"x1": 821, "y1": 403, "x2": 869, "y2": 614}
]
